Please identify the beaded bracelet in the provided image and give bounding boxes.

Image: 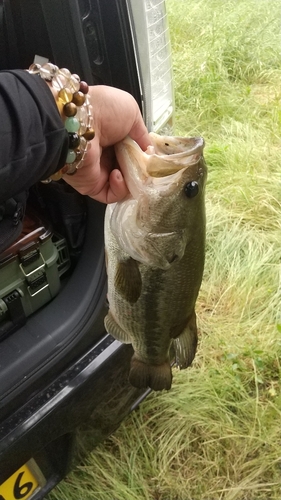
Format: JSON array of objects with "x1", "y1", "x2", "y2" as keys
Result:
[{"x1": 28, "y1": 62, "x2": 95, "y2": 182}]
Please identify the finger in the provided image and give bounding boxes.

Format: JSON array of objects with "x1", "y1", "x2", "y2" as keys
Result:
[
  {"x1": 87, "y1": 169, "x2": 129, "y2": 204},
  {"x1": 129, "y1": 112, "x2": 152, "y2": 151},
  {"x1": 106, "y1": 169, "x2": 129, "y2": 203}
]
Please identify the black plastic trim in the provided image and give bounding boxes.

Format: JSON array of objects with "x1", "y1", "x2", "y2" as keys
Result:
[
  {"x1": 0, "y1": 199, "x2": 107, "y2": 413},
  {"x1": 0, "y1": 337, "x2": 142, "y2": 484}
]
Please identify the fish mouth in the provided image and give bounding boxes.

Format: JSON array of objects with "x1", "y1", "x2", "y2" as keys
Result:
[
  {"x1": 148, "y1": 132, "x2": 204, "y2": 157},
  {"x1": 147, "y1": 133, "x2": 204, "y2": 177},
  {"x1": 115, "y1": 134, "x2": 205, "y2": 187}
]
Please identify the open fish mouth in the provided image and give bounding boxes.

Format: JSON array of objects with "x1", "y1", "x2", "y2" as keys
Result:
[
  {"x1": 148, "y1": 132, "x2": 204, "y2": 158},
  {"x1": 115, "y1": 133, "x2": 205, "y2": 190}
]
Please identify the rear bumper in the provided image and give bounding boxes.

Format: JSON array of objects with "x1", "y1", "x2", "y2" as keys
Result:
[{"x1": 0, "y1": 334, "x2": 148, "y2": 488}]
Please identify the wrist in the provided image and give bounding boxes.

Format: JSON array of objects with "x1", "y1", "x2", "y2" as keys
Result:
[{"x1": 28, "y1": 63, "x2": 95, "y2": 182}]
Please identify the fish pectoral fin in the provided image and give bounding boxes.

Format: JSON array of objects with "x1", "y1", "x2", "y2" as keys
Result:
[
  {"x1": 104, "y1": 311, "x2": 132, "y2": 344},
  {"x1": 129, "y1": 356, "x2": 172, "y2": 391},
  {"x1": 171, "y1": 311, "x2": 198, "y2": 369},
  {"x1": 114, "y1": 258, "x2": 142, "y2": 303}
]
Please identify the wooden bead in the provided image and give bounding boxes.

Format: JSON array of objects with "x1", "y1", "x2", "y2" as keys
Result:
[
  {"x1": 63, "y1": 102, "x2": 77, "y2": 117},
  {"x1": 83, "y1": 128, "x2": 95, "y2": 141},
  {"x1": 72, "y1": 91, "x2": 86, "y2": 106}
]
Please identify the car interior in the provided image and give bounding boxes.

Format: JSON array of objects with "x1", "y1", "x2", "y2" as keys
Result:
[{"x1": 0, "y1": 0, "x2": 141, "y2": 420}]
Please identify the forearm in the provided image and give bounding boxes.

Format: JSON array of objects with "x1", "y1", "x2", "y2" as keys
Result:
[
  {"x1": 0, "y1": 69, "x2": 68, "y2": 204},
  {"x1": 0, "y1": 64, "x2": 150, "y2": 206}
]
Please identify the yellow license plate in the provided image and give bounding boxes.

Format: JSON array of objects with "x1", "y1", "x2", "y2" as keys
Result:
[{"x1": 0, "y1": 459, "x2": 44, "y2": 500}]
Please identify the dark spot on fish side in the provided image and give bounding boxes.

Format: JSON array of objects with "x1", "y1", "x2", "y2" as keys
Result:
[
  {"x1": 165, "y1": 142, "x2": 169, "y2": 146},
  {"x1": 184, "y1": 181, "x2": 199, "y2": 198}
]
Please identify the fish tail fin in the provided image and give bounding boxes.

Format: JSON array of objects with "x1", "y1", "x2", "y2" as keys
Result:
[
  {"x1": 129, "y1": 357, "x2": 172, "y2": 391},
  {"x1": 173, "y1": 311, "x2": 198, "y2": 369}
]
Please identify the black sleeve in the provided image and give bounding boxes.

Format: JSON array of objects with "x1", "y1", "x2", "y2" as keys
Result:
[{"x1": 0, "y1": 69, "x2": 69, "y2": 204}]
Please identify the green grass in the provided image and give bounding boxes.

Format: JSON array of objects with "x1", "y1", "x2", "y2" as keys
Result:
[{"x1": 47, "y1": 1, "x2": 281, "y2": 498}]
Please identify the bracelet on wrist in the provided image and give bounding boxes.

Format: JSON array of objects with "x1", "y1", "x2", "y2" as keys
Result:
[{"x1": 28, "y1": 62, "x2": 95, "y2": 182}]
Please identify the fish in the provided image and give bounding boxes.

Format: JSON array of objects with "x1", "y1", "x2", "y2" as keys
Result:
[{"x1": 104, "y1": 132, "x2": 207, "y2": 391}]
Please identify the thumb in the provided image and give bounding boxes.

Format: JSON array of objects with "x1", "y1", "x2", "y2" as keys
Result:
[{"x1": 129, "y1": 111, "x2": 152, "y2": 151}]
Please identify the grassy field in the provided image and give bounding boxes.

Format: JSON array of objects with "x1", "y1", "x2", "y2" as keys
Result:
[{"x1": 48, "y1": 1, "x2": 281, "y2": 498}]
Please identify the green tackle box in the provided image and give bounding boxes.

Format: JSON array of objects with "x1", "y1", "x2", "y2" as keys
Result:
[{"x1": 0, "y1": 211, "x2": 70, "y2": 340}]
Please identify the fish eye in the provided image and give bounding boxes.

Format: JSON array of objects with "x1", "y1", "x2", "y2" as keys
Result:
[{"x1": 184, "y1": 181, "x2": 199, "y2": 198}]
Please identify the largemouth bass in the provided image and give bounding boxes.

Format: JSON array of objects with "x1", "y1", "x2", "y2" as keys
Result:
[{"x1": 104, "y1": 132, "x2": 207, "y2": 391}]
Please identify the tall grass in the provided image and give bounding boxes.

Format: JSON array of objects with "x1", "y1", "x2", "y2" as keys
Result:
[{"x1": 48, "y1": 1, "x2": 281, "y2": 498}]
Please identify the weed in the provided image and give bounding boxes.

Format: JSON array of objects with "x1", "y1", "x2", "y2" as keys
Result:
[{"x1": 48, "y1": 1, "x2": 281, "y2": 499}]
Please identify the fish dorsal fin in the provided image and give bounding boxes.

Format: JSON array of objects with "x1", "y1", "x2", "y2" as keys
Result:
[{"x1": 114, "y1": 258, "x2": 142, "y2": 303}]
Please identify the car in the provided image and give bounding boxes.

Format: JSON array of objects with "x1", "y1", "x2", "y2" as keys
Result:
[{"x1": 0, "y1": 0, "x2": 175, "y2": 498}]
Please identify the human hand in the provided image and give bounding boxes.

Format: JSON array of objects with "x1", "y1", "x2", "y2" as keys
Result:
[{"x1": 62, "y1": 85, "x2": 151, "y2": 203}]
